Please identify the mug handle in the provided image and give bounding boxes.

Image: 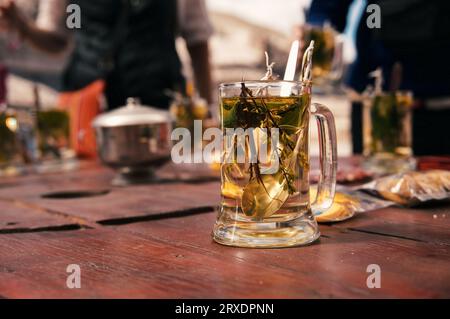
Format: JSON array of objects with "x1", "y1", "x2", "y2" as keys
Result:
[{"x1": 310, "y1": 102, "x2": 338, "y2": 215}]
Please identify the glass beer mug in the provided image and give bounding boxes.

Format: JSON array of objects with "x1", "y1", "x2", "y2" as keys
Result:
[
  {"x1": 362, "y1": 90, "x2": 415, "y2": 175},
  {"x1": 303, "y1": 23, "x2": 344, "y2": 90},
  {"x1": 213, "y1": 80, "x2": 337, "y2": 248},
  {"x1": 36, "y1": 109, "x2": 70, "y2": 159}
]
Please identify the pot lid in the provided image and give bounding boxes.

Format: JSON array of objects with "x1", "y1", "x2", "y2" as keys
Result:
[{"x1": 92, "y1": 97, "x2": 172, "y2": 128}]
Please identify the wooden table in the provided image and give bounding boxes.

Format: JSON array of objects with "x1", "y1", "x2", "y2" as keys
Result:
[{"x1": 0, "y1": 159, "x2": 449, "y2": 299}]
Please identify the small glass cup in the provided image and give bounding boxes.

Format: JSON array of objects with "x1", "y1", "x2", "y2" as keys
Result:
[
  {"x1": 34, "y1": 108, "x2": 78, "y2": 173},
  {"x1": 213, "y1": 80, "x2": 337, "y2": 248},
  {"x1": 303, "y1": 23, "x2": 344, "y2": 90},
  {"x1": 362, "y1": 91, "x2": 416, "y2": 175},
  {"x1": 0, "y1": 107, "x2": 22, "y2": 176},
  {"x1": 36, "y1": 109, "x2": 71, "y2": 159}
]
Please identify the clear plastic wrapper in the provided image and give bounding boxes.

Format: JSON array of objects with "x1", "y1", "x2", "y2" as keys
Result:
[
  {"x1": 312, "y1": 170, "x2": 450, "y2": 223},
  {"x1": 360, "y1": 170, "x2": 450, "y2": 206}
]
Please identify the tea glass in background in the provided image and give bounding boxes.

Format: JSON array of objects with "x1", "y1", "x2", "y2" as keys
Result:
[
  {"x1": 0, "y1": 106, "x2": 23, "y2": 176},
  {"x1": 36, "y1": 109, "x2": 70, "y2": 155},
  {"x1": 303, "y1": 23, "x2": 344, "y2": 92},
  {"x1": 213, "y1": 81, "x2": 337, "y2": 248},
  {"x1": 169, "y1": 81, "x2": 210, "y2": 156},
  {"x1": 0, "y1": 105, "x2": 76, "y2": 176},
  {"x1": 362, "y1": 90, "x2": 416, "y2": 175},
  {"x1": 34, "y1": 107, "x2": 79, "y2": 173}
]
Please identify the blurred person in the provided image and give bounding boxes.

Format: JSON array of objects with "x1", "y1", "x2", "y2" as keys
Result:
[
  {"x1": 0, "y1": 0, "x2": 213, "y2": 110},
  {"x1": 0, "y1": 0, "x2": 69, "y2": 90},
  {"x1": 305, "y1": 0, "x2": 450, "y2": 155}
]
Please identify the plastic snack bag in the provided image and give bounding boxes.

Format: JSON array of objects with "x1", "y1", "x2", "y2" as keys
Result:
[{"x1": 361, "y1": 170, "x2": 450, "y2": 206}]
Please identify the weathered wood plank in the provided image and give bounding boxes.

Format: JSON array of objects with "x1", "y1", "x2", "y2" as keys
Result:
[
  {"x1": 0, "y1": 228, "x2": 351, "y2": 298},
  {"x1": 6, "y1": 182, "x2": 219, "y2": 224},
  {"x1": 333, "y1": 205, "x2": 450, "y2": 245},
  {"x1": 0, "y1": 163, "x2": 220, "y2": 224},
  {"x1": 0, "y1": 199, "x2": 82, "y2": 233},
  {"x1": 0, "y1": 161, "x2": 218, "y2": 196},
  {"x1": 0, "y1": 215, "x2": 448, "y2": 298},
  {"x1": 0, "y1": 160, "x2": 109, "y2": 188},
  {"x1": 0, "y1": 159, "x2": 449, "y2": 298},
  {"x1": 116, "y1": 212, "x2": 450, "y2": 298}
]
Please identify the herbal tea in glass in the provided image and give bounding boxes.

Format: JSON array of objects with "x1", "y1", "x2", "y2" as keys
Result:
[
  {"x1": 362, "y1": 91, "x2": 415, "y2": 174},
  {"x1": 213, "y1": 81, "x2": 337, "y2": 248}
]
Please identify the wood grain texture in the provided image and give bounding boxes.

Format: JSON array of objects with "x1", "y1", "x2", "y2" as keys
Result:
[
  {"x1": 0, "y1": 163, "x2": 220, "y2": 224},
  {"x1": 117, "y1": 212, "x2": 450, "y2": 298},
  {"x1": 0, "y1": 215, "x2": 449, "y2": 298},
  {"x1": 0, "y1": 159, "x2": 449, "y2": 298},
  {"x1": 0, "y1": 199, "x2": 81, "y2": 233},
  {"x1": 332, "y1": 205, "x2": 450, "y2": 245},
  {"x1": 10, "y1": 182, "x2": 219, "y2": 223},
  {"x1": 0, "y1": 228, "x2": 327, "y2": 299}
]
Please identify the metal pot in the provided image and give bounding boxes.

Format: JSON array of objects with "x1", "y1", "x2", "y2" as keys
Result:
[{"x1": 92, "y1": 98, "x2": 173, "y2": 185}]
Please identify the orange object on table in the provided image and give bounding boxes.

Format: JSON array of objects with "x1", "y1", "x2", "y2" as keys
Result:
[{"x1": 57, "y1": 80, "x2": 105, "y2": 158}]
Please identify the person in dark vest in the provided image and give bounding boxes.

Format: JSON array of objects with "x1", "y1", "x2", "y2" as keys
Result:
[
  {"x1": 0, "y1": 0, "x2": 213, "y2": 110},
  {"x1": 306, "y1": 0, "x2": 450, "y2": 155}
]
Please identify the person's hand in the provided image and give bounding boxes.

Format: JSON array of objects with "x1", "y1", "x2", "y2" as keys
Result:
[{"x1": 0, "y1": 0, "x2": 28, "y2": 36}]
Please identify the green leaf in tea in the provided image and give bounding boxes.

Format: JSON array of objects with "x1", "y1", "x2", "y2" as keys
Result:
[{"x1": 224, "y1": 82, "x2": 310, "y2": 219}]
